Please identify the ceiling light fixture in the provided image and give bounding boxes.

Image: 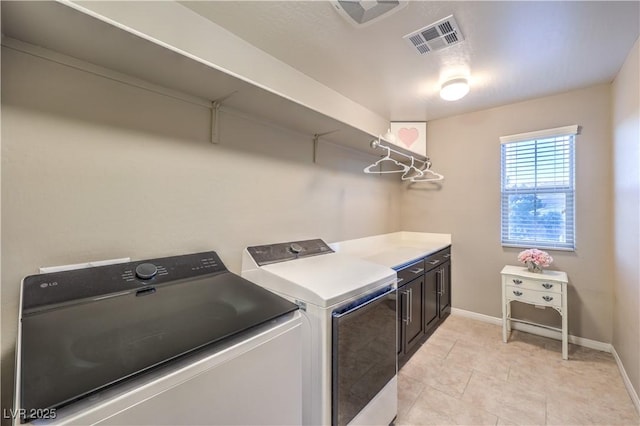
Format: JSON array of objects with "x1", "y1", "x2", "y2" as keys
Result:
[{"x1": 440, "y1": 77, "x2": 469, "y2": 101}]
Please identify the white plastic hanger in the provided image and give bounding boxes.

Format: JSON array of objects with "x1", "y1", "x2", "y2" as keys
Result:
[
  {"x1": 411, "y1": 158, "x2": 444, "y2": 182},
  {"x1": 363, "y1": 142, "x2": 409, "y2": 174},
  {"x1": 401, "y1": 157, "x2": 425, "y2": 181},
  {"x1": 363, "y1": 136, "x2": 445, "y2": 182}
]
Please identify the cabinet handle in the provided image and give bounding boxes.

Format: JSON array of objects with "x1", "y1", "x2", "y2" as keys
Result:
[
  {"x1": 513, "y1": 279, "x2": 522, "y2": 285},
  {"x1": 397, "y1": 277, "x2": 404, "y2": 284},
  {"x1": 408, "y1": 289, "x2": 413, "y2": 323},
  {"x1": 436, "y1": 269, "x2": 443, "y2": 295},
  {"x1": 410, "y1": 267, "x2": 424, "y2": 274},
  {"x1": 402, "y1": 291, "x2": 410, "y2": 324},
  {"x1": 443, "y1": 253, "x2": 451, "y2": 258},
  {"x1": 543, "y1": 295, "x2": 553, "y2": 302},
  {"x1": 513, "y1": 290, "x2": 523, "y2": 296},
  {"x1": 427, "y1": 259, "x2": 440, "y2": 265},
  {"x1": 542, "y1": 283, "x2": 553, "y2": 289}
]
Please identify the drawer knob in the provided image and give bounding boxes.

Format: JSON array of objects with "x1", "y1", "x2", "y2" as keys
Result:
[
  {"x1": 513, "y1": 279, "x2": 522, "y2": 285},
  {"x1": 543, "y1": 295, "x2": 553, "y2": 302},
  {"x1": 513, "y1": 290, "x2": 523, "y2": 296},
  {"x1": 542, "y1": 283, "x2": 553, "y2": 289}
]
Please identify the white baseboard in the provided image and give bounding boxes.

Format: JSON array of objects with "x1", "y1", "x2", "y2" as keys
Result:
[
  {"x1": 611, "y1": 345, "x2": 640, "y2": 416},
  {"x1": 451, "y1": 307, "x2": 502, "y2": 325},
  {"x1": 450, "y1": 307, "x2": 611, "y2": 352}
]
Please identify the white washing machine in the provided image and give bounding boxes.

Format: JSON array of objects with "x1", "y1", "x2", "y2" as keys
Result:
[
  {"x1": 14, "y1": 251, "x2": 302, "y2": 425},
  {"x1": 242, "y1": 239, "x2": 397, "y2": 426}
]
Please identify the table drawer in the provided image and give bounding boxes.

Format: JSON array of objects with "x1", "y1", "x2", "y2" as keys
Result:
[
  {"x1": 504, "y1": 275, "x2": 562, "y2": 294},
  {"x1": 506, "y1": 285, "x2": 562, "y2": 307},
  {"x1": 397, "y1": 260, "x2": 425, "y2": 285}
]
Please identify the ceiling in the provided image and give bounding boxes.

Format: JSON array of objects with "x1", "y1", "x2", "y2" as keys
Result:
[{"x1": 180, "y1": 1, "x2": 639, "y2": 122}]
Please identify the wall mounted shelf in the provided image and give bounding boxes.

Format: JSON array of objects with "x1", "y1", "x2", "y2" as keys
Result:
[{"x1": 1, "y1": 1, "x2": 424, "y2": 163}]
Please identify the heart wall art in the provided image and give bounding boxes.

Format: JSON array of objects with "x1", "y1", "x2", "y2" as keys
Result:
[{"x1": 388, "y1": 122, "x2": 427, "y2": 157}]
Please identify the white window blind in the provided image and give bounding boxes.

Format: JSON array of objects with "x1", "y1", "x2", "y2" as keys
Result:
[{"x1": 500, "y1": 126, "x2": 577, "y2": 250}]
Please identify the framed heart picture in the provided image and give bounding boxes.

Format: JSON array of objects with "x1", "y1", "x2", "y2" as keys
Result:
[{"x1": 388, "y1": 122, "x2": 426, "y2": 157}]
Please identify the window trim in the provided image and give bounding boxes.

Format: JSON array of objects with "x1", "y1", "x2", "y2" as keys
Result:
[
  {"x1": 500, "y1": 125, "x2": 578, "y2": 251},
  {"x1": 499, "y1": 125, "x2": 578, "y2": 144}
]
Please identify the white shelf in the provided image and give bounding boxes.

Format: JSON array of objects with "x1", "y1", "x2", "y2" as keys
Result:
[{"x1": 1, "y1": 0, "x2": 425, "y2": 162}]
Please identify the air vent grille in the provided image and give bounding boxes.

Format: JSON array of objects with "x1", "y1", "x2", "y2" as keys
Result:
[
  {"x1": 444, "y1": 33, "x2": 458, "y2": 44},
  {"x1": 438, "y1": 21, "x2": 454, "y2": 34},
  {"x1": 409, "y1": 34, "x2": 423, "y2": 47},
  {"x1": 403, "y1": 15, "x2": 464, "y2": 55},
  {"x1": 421, "y1": 27, "x2": 440, "y2": 41}
]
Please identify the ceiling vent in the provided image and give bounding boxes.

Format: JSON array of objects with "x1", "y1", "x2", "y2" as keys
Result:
[
  {"x1": 332, "y1": 1, "x2": 408, "y2": 27},
  {"x1": 403, "y1": 15, "x2": 464, "y2": 55}
]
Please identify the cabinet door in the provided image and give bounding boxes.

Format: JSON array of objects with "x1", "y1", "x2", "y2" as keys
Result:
[
  {"x1": 438, "y1": 261, "x2": 451, "y2": 318},
  {"x1": 403, "y1": 277, "x2": 424, "y2": 353},
  {"x1": 424, "y1": 268, "x2": 438, "y2": 330}
]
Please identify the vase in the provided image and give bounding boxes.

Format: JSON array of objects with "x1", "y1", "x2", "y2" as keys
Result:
[{"x1": 526, "y1": 261, "x2": 543, "y2": 273}]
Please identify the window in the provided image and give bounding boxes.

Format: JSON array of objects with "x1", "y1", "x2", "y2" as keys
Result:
[{"x1": 500, "y1": 125, "x2": 577, "y2": 250}]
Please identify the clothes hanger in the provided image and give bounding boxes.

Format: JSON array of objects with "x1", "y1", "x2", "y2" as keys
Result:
[
  {"x1": 363, "y1": 136, "x2": 445, "y2": 181},
  {"x1": 401, "y1": 156, "x2": 425, "y2": 181},
  {"x1": 363, "y1": 142, "x2": 409, "y2": 174},
  {"x1": 411, "y1": 158, "x2": 444, "y2": 182}
]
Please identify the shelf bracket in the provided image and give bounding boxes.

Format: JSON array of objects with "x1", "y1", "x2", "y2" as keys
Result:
[
  {"x1": 210, "y1": 101, "x2": 222, "y2": 144},
  {"x1": 209, "y1": 91, "x2": 237, "y2": 144},
  {"x1": 312, "y1": 130, "x2": 339, "y2": 163}
]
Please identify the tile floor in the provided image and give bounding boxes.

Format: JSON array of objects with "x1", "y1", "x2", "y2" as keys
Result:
[{"x1": 396, "y1": 315, "x2": 640, "y2": 425}]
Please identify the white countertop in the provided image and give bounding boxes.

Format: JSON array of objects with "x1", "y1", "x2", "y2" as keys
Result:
[
  {"x1": 329, "y1": 232, "x2": 451, "y2": 269},
  {"x1": 255, "y1": 252, "x2": 396, "y2": 307}
]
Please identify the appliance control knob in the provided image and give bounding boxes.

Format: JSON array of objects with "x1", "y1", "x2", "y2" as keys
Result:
[
  {"x1": 135, "y1": 263, "x2": 158, "y2": 280},
  {"x1": 289, "y1": 243, "x2": 303, "y2": 254}
]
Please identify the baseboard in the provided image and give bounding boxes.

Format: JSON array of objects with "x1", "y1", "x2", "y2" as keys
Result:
[
  {"x1": 611, "y1": 345, "x2": 640, "y2": 416},
  {"x1": 451, "y1": 307, "x2": 502, "y2": 326},
  {"x1": 450, "y1": 307, "x2": 611, "y2": 352}
]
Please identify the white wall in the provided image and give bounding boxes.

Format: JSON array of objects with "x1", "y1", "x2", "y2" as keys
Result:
[
  {"x1": 612, "y1": 37, "x2": 640, "y2": 403},
  {"x1": 0, "y1": 46, "x2": 401, "y2": 417},
  {"x1": 401, "y1": 84, "x2": 613, "y2": 343}
]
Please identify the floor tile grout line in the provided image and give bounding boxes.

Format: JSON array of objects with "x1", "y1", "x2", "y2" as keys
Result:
[
  {"x1": 403, "y1": 385, "x2": 422, "y2": 419},
  {"x1": 443, "y1": 338, "x2": 457, "y2": 359},
  {"x1": 544, "y1": 393, "x2": 548, "y2": 425},
  {"x1": 397, "y1": 373, "x2": 426, "y2": 420}
]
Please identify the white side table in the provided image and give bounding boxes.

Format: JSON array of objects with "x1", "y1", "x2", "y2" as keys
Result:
[{"x1": 501, "y1": 265, "x2": 569, "y2": 359}]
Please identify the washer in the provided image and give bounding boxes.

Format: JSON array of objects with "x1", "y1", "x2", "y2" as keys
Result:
[
  {"x1": 14, "y1": 250, "x2": 302, "y2": 425},
  {"x1": 242, "y1": 239, "x2": 397, "y2": 426}
]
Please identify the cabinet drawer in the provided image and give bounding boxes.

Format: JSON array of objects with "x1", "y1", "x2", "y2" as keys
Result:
[
  {"x1": 506, "y1": 285, "x2": 561, "y2": 307},
  {"x1": 424, "y1": 247, "x2": 451, "y2": 272},
  {"x1": 504, "y1": 275, "x2": 562, "y2": 294},
  {"x1": 397, "y1": 260, "x2": 425, "y2": 285}
]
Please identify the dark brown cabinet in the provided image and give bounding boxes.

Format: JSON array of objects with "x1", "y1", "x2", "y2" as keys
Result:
[
  {"x1": 424, "y1": 268, "x2": 439, "y2": 331},
  {"x1": 438, "y1": 259, "x2": 451, "y2": 318},
  {"x1": 402, "y1": 277, "x2": 424, "y2": 351},
  {"x1": 396, "y1": 246, "x2": 451, "y2": 367},
  {"x1": 396, "y1": 260, "x2": 425, "y2": 360}
]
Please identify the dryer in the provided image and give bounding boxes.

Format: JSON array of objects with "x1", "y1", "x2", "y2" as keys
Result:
[{"x1": 242, "y1": 239, "x2": 397, "y2": 426}]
